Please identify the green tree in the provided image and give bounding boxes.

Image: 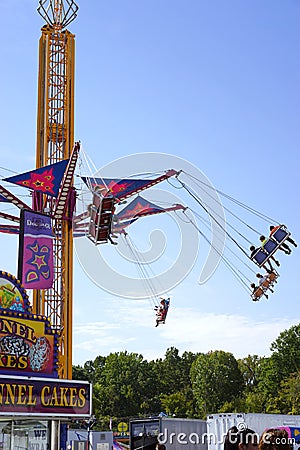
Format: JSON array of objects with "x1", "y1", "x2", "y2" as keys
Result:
[
  {"x1": 271, "y1": 323, "x2": 300, "y2": 374},
  {"x1": 190, "y1": 350, "x2": 244, "y2": 418},
  {"x1": 91, "y1": 351, "x2": 153, "y2": 418},
  {"x1": 265, "y1": 371, "x2": 300, "y2": 414},
  {"x1": 160, "y1": 392, "x2": 194, "y2": 417},
  {"x1": 278, "y1": 372, "x2": 300, "y2": 414},
  {"x1": 260, "y1": 324, "x2": 300, "y2": 398},
  {"x1": 154, "y1": 347, "x2": 183, "y2": 395},
  {"x1": 72, "y1": 359, "x2": 100, "y2": 383},
  {"x1": 153, "y1": 348, "x2": 198, "y2": 416},
  {"x1": 238, "y1": 355, "x2": 265, "y2": 390},
  {"x1": 72, "y1": 364, "x2": 89, "y2": 381}
]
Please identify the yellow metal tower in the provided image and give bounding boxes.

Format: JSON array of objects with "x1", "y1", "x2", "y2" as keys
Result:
[{"x1": 34, "y1": 0, "x2": 79, "y2": 379}]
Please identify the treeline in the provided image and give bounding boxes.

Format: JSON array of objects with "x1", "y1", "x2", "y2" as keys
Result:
[{"x1": 72, "y1": 323, "x2": 300, "y2": 429}]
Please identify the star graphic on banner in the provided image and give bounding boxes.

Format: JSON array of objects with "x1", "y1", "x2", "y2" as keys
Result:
[
  {"x1": 25, "y1": 240, "x2": 51, "y2": 281},
  {"x1": 122, "y1": 201, "x2": 152, "y2": 218},
  {"x1": 31, "y1": 254, "x2": 47, "y2": 270},
  {"x1": 20, "y1": 169, "x2": 55, "y2": 195},
  {"x1": 107, "y1": 181, "x2": 127, "y2": 194}
]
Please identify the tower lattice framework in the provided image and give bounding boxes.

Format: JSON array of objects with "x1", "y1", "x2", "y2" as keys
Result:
[{"x1": 33, "y1": 0, "x2": 78, "y2": 379}]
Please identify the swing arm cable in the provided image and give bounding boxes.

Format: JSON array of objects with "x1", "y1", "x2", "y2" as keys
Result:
[
  {"x1": 182, "y1": 210, "x2": 251, "y2": 293},
  {"x1": 181, "y1": 174, "x2": 261, "y2": 236},
  {"x1": 178, "y1": 179, "x2": 250, "y2": 260},
  {"x1": 181, "y1": 171, "x2": 280, "y2": 224},
  {"x1": 185, "y1": 208, "x2": 258, "y2": 276},
  {"x1": 123, "y1": 233, "x2": 160, "y2": 308},
  {"x1": 176, "y1": 176, "x2": 255, "y2": 244}
]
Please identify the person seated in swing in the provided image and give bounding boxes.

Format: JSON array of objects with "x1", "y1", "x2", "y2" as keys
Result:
[
  {"x1": 269, "y1": 225, "x2": 297, "y2": 248},
  {"x1": 256, "y1": 273, "x2": 275, "y2": 293},
  {"x1": 249, "y1": 245, "x2": 276, "y2": 271},
  {"x1": 261, "y1": 233, "x2": 292, "y2": 255},
  {"x1": 155, "y1": 298, "x2": 170, "y2": 326},
  {"x1": 266, "y1": 270, "x2": 279, "y2": 285},
  {"x1": 250, "y1": 283, "x2": 269, "y2": 301},
  {"x1": 258, "y1": 236, "x2": 281, "y2": 265}
]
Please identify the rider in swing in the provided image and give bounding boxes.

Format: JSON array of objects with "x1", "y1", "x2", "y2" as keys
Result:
[{"x1": 154, "y1": 297, "x2": 170, "y2": 327}]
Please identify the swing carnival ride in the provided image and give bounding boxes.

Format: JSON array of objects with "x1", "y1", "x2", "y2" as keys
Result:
[
  {"x1": 72, "y1": 160, "x2": 297, "y2": 319},
  {"x1": 0, "y1": 155, "x2": 297, "y2": 330},
  {"x1": 0, "y1": 140, "x2": 297, "y2": 331},
  {"x1": 0, "y1": 0, "x2": 297, "y2": 343}
]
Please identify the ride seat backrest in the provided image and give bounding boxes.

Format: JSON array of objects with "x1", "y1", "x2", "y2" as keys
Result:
[
  {"x1": 88, "y1": 222, "x2": 96, "y2": 239},
  {"x1": 272, "y1": 227, "x2": 290, "y2": 244},
  {"x1": 92, "y1": 192, "x2": 102, "y2": 209},
  {"x1": 98, "y1": 212, "x2": 113, "y2": 227},
  {"x1": 263, "y1": 239, "x2": 277, "y2": 254},
  {"x1": 97, "y1": 228, "x2": 110, "y2": 240},
  {"x1": 92, "y1": 192, "x2": 115, "y2": 211},
  {"x1": 253, "y1": 287, "x2": 264, "y2": 298},
  {"x1": 252, "y1": 249, "x2": 269, "y2": 266},
  {"x1": 89, "y1": 207, "x2": 98, "y2": 223},
  {"x1": 88, "y1": 221, "x2": 110, "y2": 242},
  {"x1": 102, "y1": 197, "x2": 115, "y2": 211},
  {"x1": 268, "y1": 272, "x2": 277, "y2": 282},
  {"x1": 260, "y1": 279, "x2": 269, "y2": 288}
]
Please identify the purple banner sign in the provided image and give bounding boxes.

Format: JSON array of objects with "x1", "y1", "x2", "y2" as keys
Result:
[
  {"x1": 0, "y1": 375, "x2": 92, "y2": 417},
  {"x1": 18, "y1": 210, "x2": 54, "y2": 289}
]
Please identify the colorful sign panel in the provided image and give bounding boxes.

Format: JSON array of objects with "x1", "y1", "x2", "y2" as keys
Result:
[
  {"x1": 0, "y1": 375, "x2": 92, "y2": 417},
  {"x1": 0, "y1": 271, "x2": 31, "y2": 312},
  {"x1": 0, "y1": 311, "x2": 58, "y2": 377},
  {"x1": 18, "y1": 209, "x2": 54, "y2": 289},
  {"x1": 0, "y1": 271, "x2": 58, "y2": 377}
]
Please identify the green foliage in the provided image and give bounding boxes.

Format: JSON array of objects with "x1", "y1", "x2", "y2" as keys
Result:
[
  {"x1": 238, "y1": 355, "x2": 265, "y2": 391},
  {"x1": 242, "y1": 389, "x2": 266, "y2": 413},
  {"x1": 72, "y1": 364, "x2": 89, "y2": 381},
  {"x1": 278, "y1": 372, "x2": 300, "y2": 414},
  {"x1": 265, "y1": 371, "x2": 300, "y2": 414},
  {"x1": 72, "y1": 323, "x2": 300, "y2": 422},
  {"x1": 190, "y1": 350, "x2": 244, "y2": 418},
  {"x1": 160, "y1": 392, "x2": 192, "y2": 417},
  {"x1": 271, "y1": 324, "x2": 300, "y2": 375},
  {"x1": 91, "y1": 351, "x2": 152, "y2": 417},
  {"x1": 260, "y1": 324, "x2": 300, "y2": 398}
]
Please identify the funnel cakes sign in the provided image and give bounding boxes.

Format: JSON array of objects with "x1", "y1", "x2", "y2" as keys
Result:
[
  {"x1": 0, "y1": 375, "x2": 91, "y2": 417},
  {"x1": 0, "y1": 271, "x2": 59, "y2": 377}
]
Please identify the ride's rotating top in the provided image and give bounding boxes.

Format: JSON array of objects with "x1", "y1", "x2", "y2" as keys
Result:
[{"x1": 37, "y1": 0, "x2": 78, "y2": 29}]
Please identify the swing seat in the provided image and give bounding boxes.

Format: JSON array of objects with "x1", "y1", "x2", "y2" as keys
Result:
[
  {"x1": 267, "y1": 271, "x2": 279, "y2": 283},
  {"x1": 251, "y1": 234, "x2": 288, "y2": 268},
  {"x1": 259, "y1": 279, "x2": 271, "y2": 289},
  {"x1": 155, "y1": 299, "x2": 170, "y2": 326},
  {"x1": 263, "y1": 239, "x2": 277, "y2": 253},
  {"x1": 251, "y1": 286, "x2": 265, "y2": 301},
  {"x1": 88, "y1": 224, "x2": 110, "y2": 241},
  {"x1": 87, "y1": 191, "x2": 115, "y2": 245},
  {"x1": 271, "y1": 225, "x2": 291, "y2": 244},
  {"x1": 251, "y1": 248, "x2": 269, "y2": 267}
]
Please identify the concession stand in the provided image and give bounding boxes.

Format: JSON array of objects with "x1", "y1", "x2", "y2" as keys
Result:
[{"x1": 0, "y1": 271, "x2": 92, "y2": 449}]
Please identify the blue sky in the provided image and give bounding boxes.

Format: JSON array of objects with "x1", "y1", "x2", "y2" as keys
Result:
[{"x1": 0, "y1": 0, "x2": 299, "y2": 366}]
